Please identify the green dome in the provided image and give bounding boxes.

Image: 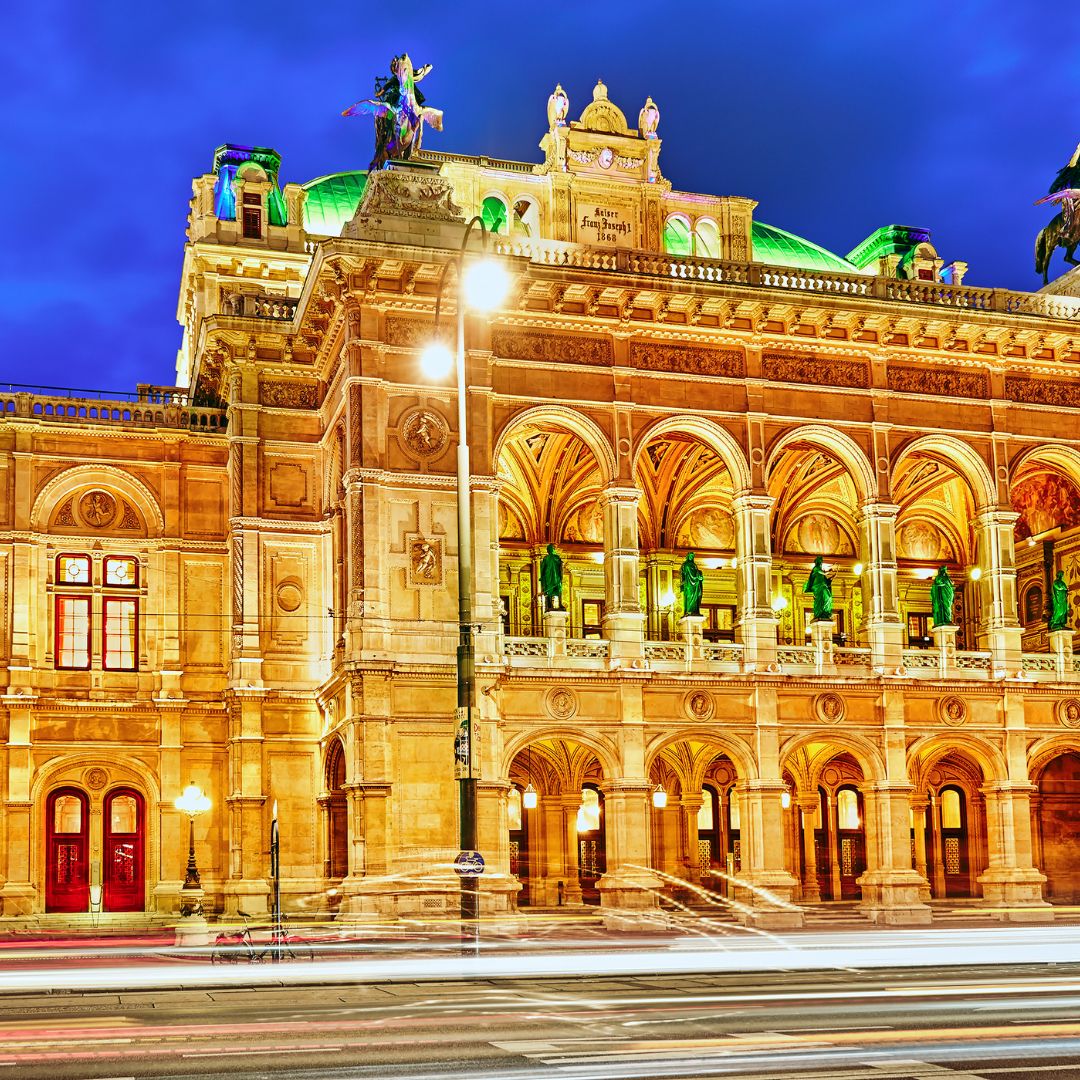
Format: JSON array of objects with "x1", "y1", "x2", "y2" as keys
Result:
[
  {"x1": 303, "y1": 171, "x2": 368, "y2": 236},
  {"x1": 752, "y1": 220, "x2": 862, "y2": 275}
]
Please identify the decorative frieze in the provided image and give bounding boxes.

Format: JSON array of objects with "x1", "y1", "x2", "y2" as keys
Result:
[
  {"x1": 491, "y1": 328, "x2": 613, "y2": 367},
  {"x1": 259, "y1": 380, "x2": 319, "y2": 408},
  {"x1": 762, "y1": 352, "x2": 870, "y2": 389},
  {"x1": 887, "y1": 363, "x2": 990, "y2": 399},
  {"x1": 630, "y1": 341, "x2": 745, "y2": 378},
  {"x1": 1006, "y1": 374, "x2": 1080, "y2": 409}
]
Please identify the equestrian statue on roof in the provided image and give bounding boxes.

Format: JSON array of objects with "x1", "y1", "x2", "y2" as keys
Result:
[
  {"x1": 1035, "y1": 142, "x2": 1080, "y2": 284},
  {"x1": 342, "y1": 54, "x2": 444, "y2": 172}
]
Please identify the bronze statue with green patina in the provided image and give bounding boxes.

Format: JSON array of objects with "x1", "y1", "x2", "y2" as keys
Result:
[
  {"x1": 1049, "y1": 569, "x2": 1071, "y2": 631},
  {"x1": 539, "y1": 543, "x2": 563, "y2": 611},
  {"x1": 679, "y1": 552, "x2": 703, "y2": 617},
  {"x1": 930, "y1": 565, "x2": 956, "y2": 628},
  {"x1": 804, "y1": 555, "x2": 834, "y2": 620}
]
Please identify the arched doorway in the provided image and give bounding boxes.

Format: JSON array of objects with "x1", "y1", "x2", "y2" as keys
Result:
[
  {"x1": 577, "y1": 784, "x2": 606, "y2": 905},
  {"x1": 326, "y1": 740, "x2": 348, "y2": 882},
  {"x1": 1036, "y1": 752, "x2": 1080, "y2": 903},
  {"x1": 46, "y1": 787, "x2": 90, "y2": 913},
  {"x1": 103, "y1": 788, "x2": 144, "y2": 912}
]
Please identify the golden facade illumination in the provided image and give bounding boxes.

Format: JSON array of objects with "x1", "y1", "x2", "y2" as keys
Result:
[{"x1": 4, "y1": 81, "x2": 1080, "y2": 927}]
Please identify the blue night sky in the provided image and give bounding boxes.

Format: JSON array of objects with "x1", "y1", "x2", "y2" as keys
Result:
[{"x1": 1, "y1": 1, "x2": 1079, "y2": 392}]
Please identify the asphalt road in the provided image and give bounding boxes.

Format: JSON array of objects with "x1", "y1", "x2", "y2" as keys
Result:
[{"x1": 4, "y1": 963, "x2": 1080, "y2": 1079}]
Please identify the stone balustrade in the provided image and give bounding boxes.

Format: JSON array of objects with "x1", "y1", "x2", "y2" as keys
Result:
[
  {"x1": 219, "y1": 290, "x2": 299, "y2": 321},
  {"x1": 0, "y1": 386, "x2": 226, "y2": 432},
  {"x1": 491, "y1": 240, "x2": 1080, "y2": 324}
]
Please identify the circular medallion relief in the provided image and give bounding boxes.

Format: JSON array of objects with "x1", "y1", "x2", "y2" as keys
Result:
[
  {"x1": 684, "y1": 690, "x2": 714, "y2": 722},
  {"x1": 84, "y1": 767, "x2": 108, "y2": 790},
  {"x1": 400, "y1": 408, "x2": 449, "y2": 458},
  {"x1": 938, "y1": 695, "x2": 968, "y2": 727},
  {"x1": 815, "y1": 692, "x2": 845, "y2": 725},
  {"x1": 79, "y1": 490, "x2": 117, "y2": 528},
  {"x1": 545, "y1": 686, "x2": 578, "y2": 721},
  {"x1": 822, "y1": 766, "x2": 841, "y2": 786},
  {"x1": 1057, "y1": 698, "x2": 1080, "y2": 729},
  {"x1": 598, "y1": 147, "x2": 615, "y2": 169},
  {"x1": 276, "y1": 581, "x2": 304, "y2": 612}
]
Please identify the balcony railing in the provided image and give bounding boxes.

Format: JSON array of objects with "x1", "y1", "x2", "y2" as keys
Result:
[
  {"x1": 492, "y1": 239, "x2": 1080, "y2": 324},
  {"x1": 0, "y1": 384, "x2": 226, "y2": 432},
  {"x1": 219, "y1": 290, "x2": 299, "y2": 321}
]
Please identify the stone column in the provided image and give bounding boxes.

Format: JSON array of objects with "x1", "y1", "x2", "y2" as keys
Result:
[
  {"x1": 857, "y1": 783, "x2": 932, "y2": 924},
  {"x1": 597, "y1": 781, "x2": 664, "y2": 920},
  {"x1": 977, "y1": 782, "x2": 1052, "y2": 921},
  {"x1": 1030, "y1": 792, "x2": 1044, "y2": 877},
  {"x1": 599, "y1": 486, "x2": 645, "y2": 660},
  {"x1": 223, "y1": 690, "x2": 270, "y2": 916},
  {"x1": 733, "y1": 780, "x2": 803, "y2": 927},
  {"x1": 476, "y1": 779, "x2": 522, "y2": 915},
  {"x1": 732, "y1": 492, "x2": 778, "y2": 668},
  {"x1": 799, "y1": 798, "x2": 821, "y2": 903},
  {"x1": 826, "y1": 793, "x2": 842, "y2": 901},
  {"x1": 471, "y1": 481, "x2": 504, "y2": 660},
  {"x1": 911, "y1": 796, "x2": 932, "y2": 903},
  {"x1": 974, "y1": 508, "x2": 1023, "y2": 676},
  {"x1": 858, "y1": 501, "x2": 903, "y2": 671},
  {"x1": 928, "y1": 791, "x2": 945, "y2": 898},
  {"x1": 682, "y1": 794, "x2": 703, "y2": 887},
  {"x1": 561, "y1": 795, "x2": 584, "y2": 905}
]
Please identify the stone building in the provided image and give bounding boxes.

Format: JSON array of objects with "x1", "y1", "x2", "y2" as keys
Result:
[{"x1": 4, "y1": 78, "x2": 1080, "y2": 926}]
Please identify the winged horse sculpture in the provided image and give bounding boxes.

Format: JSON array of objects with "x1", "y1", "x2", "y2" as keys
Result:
[
  {"x1": 342, "y1": 54, "x2": 443, "y2": 172},
  {"x1": 1035, "y1": 141, "x2": 1080, "y2": 284}
]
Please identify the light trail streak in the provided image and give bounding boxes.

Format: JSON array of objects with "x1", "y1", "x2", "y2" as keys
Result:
[{"x1": 2, "y1": 925, "x2": 1080, "y2": 993}]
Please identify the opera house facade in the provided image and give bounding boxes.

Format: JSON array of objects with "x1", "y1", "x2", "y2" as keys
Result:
[{"x1": 4, "y1": 79, "x2": 1080, "y2": 927}]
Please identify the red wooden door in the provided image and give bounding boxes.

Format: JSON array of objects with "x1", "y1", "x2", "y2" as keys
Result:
[
  {"x1": 46, "y1": 788, "x2": 90, "y2": 913},
  {"x1": 103, "y1": 789, "x2": 144, "y2": 912}
]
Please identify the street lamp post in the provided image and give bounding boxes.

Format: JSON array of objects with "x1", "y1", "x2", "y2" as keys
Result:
[
  {"x1": 422, "y1": 216, "x2": 509, "y2": 952},
  {"x1": 174, "y1": 781, "x2": 211, "y2": 916}
]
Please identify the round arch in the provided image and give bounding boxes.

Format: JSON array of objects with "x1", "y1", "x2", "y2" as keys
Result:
[
  {"x1": 1010, "y1": 443, "x2": 1080, "y2": 488},
  {"x1": 765, "y1": 425, "x2": 876, "y2": 505},
  {"x1": 632, "y1": 415, "x2": 752, "y2": 494},
  {"x1": 31, "y1": 464, "x2": 166, "y2": 536},
  {"x1": 502, "y1": 726, "x2": 621, "y2": 783},
  {"x1": 906, "y1": 732, "x2": 1008, "y2": 787},
  {"x1": 1028, "y1": 734, "x2": 1080, "y2": 782},
  {"x1": 493, "y1": 405, "x2": 617, "y2": 487},
  {"x1": 892, "y1": 434, "x2": 996, "y2": 512},
  {"x1": 644, "y1": 727, "x2": 758, "y2": 782},
  {"x1": 778, "y1": 729, "x2": 886, "y2": 783}
]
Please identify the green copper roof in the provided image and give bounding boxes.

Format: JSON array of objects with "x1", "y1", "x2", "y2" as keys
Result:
[
  {"x1": 846, "y1": 224, "x2": 932, "y2": 270},
  {"x1": 752, "y1": 220, "x2": 862, "y2": 275},
  {"x1": 303, "y1": 171, "x2": 368, "y2": 236}
]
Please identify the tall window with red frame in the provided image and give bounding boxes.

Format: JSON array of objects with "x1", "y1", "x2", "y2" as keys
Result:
[
  {"x1": 55, "y1": 555, "x2": 91, "y2": 669},
  {"x1": 103, "y1": 556, "x2": 138, "y2": 671}
]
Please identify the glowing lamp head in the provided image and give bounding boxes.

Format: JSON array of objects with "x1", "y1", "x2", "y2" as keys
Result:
[
  {"x1": 461, "y1": 257, "x2": 509, "y2": 312},
  {"x1": 420, "y1": 341, "x2": 454, "y2": 380},
  {"x1": 652, "y1": 784, "x2": 668, "y2": 809},
  {"x1": 770, "y1": 594, "x2": 789, "y2": 613},
  {"x1": 522, "y1": 783, "x2": 538, "y2": 810},
  {"x1": 853, "y1": 562, "x2": 864, "y2": 577},
  {"x1": 969, "y1": 566, "x2": 983, "y2": 581},
  {"x1": 175, "y1": 782, "x2": 211, "y2": 817},
  {"x1": 781, "y1": 789, "x2": 792, "y2": 810}
]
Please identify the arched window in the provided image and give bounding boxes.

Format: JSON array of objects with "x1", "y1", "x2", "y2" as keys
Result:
[
  {"x1": 511, "y1": 197, "x2": 539, "y2": 238},
  {"x1": 697, "y1": 787, "x2": 716, "y2": 832},
  {"x1": 507, "y1": 786, "x2": 522, "y2": 831},
  {"x1": 577, "y1": 786, "x2": 601, "y2": 832},
  {"x1": 695, "y1": 218, "x2": 720, "y2": 259},
  {"x1": 663, "y1": 215, "x2": 692, "y2": 256},
  {"x1": 481, "y1": 195, "x2": 509, "y2": 236},
  {"x1": 728, "y1": 787, "x2": 741, "y2": 831},
  {"x1": 837, "y1": 787, "x2": 860, "y2": 830},
  {"x1": 941, "y1": 787, "x2": 963, "y2": 830}
]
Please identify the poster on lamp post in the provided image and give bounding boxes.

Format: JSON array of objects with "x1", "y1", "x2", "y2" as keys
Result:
[{"x1": 454, "y1": 706, "x2": 480, "y2": 779}]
